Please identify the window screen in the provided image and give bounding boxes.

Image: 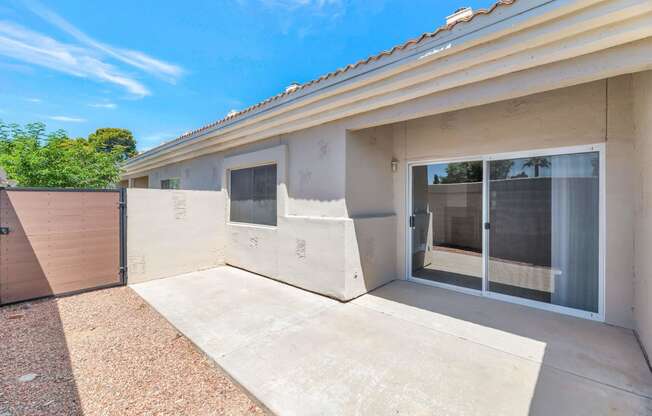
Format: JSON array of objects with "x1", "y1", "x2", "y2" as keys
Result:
[
  {"x1": 161, "y1": 178, "x2": 180, "y2": 189},
  {"x1": 230, "y1": 164, "x2": 277, "y2": 226}
]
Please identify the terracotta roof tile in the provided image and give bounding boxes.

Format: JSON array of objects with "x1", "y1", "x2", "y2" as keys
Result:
[{"x1": 134, "y1": 0, "x2": 516, "y2": 160}]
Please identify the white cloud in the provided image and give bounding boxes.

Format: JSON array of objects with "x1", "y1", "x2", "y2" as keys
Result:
[
  {"x1": 0, "y1": 1, "x2": 185, "y2": 98},
  {"x1": 24, "y1": 97, "x2": 42, "y2": 103},
  {"x1": 88, "y1": 102, "x2": 117, "y2": 109},
  {"x1": 0, "y1": 21, "x2": 150, "y2": 97},
  {"x1": 48, "y1": 115, "x2": 86, "y2": 122},
  {"x1": 240, "y1": 0, "x2": 346, "y2": 36},
  {"x1": 25, "y1": 0, "x2": 183, "y2": 83}
]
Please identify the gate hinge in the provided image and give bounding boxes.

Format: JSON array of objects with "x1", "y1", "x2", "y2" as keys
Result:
[{"x1": 119, "y1": 266, "x2": 128, "y2": 284}]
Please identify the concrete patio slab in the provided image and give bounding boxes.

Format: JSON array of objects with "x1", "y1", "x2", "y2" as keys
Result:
[
  {"x1": 353, "y1": 280, "x2": 652, "y2": 399},
  {"x1": 132, "y1": 267, "x2": 652, "y2": 416},
  {"x1": 130, "y1": 266, "x2": 337, "y2": 357}
]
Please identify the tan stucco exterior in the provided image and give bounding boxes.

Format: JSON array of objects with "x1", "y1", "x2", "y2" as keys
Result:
[
  {"x1": 348, "y1": 77, "x2": 636, "y2": 327},
  {"x1": 633, "y1": 70, "x2": 652, "y2": 353},
  {"x1": 129, "y1": 76, "x2": 641, "y2": 328}
]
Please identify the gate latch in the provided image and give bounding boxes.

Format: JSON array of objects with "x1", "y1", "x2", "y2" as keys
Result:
[{"x1": 0, "y1": 227, "x2": 9, "y2": 235}]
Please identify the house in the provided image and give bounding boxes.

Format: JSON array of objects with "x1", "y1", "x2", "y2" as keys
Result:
[{"x1": 122, "y1": 0, "x2": 652, "y2": 358}]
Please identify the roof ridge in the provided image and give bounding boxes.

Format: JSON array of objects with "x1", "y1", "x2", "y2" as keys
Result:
[{"x1": 135, "y1": 0, "x2": 516, "y2": 158}]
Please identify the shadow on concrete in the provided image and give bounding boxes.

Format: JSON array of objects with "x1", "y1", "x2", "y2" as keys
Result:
[{"x1": 365, "y1": 280, "x2": 652, "y2": 414}]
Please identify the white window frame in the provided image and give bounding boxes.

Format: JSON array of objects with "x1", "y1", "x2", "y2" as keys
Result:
[{"x1": 405, "y1": 143, "x2": 606, "y2": 321}]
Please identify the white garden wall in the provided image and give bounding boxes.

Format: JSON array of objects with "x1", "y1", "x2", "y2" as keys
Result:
[{"x1": 126, "y1": 189, "x2": 226, "y2": 284}]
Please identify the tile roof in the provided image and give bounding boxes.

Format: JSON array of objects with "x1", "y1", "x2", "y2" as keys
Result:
[{"x1": 134, "y1": 0, "x2": 516, "y2": 160}]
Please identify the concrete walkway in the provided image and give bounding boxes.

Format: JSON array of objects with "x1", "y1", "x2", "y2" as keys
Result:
[{"x1": 132, "y1": 267, "x2": 652, "y2": 416}]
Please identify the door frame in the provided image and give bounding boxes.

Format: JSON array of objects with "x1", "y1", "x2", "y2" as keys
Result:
[{"x1": 405, "y1": 143, "x2": 606, "y2": 321}]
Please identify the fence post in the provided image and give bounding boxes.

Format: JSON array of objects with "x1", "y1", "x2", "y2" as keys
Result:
[{"x1": 119, "y1": 187, "x2": 128, "y2": 285}]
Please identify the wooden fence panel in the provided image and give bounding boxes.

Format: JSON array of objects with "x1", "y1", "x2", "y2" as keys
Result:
[{"x1": 0, "y1": 189, "x2": 123, "y2": 305}]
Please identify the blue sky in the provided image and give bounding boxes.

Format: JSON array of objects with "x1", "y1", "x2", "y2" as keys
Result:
[{"x1": 0, "y1": 0, "x2": 494, "y2": 151}]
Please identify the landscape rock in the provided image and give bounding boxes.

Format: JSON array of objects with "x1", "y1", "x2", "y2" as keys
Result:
[{"x1": 17, "y1": 373, "x2": 37, "y2": 383}]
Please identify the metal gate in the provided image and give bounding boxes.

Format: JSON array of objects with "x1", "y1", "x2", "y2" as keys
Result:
[{"x1": 0, "y1": 188, "x2": 126, "y2": 305}]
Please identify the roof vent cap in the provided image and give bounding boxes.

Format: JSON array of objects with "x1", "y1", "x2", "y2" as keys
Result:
[
  {"x1": 285, "y1": 83, "x2": 301, "y2": 93},
  {"x1": 226, "y1": 109, "x2": 239, "y2": 118},
  {"x1": 446, "y1": 7, "x2": 473, "y2": 25}
]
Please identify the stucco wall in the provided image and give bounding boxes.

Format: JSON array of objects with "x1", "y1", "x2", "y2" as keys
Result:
[
  {"x1": 401, "y1": 80, "x2": 606, "y2": 160},
  {"x1": 142, "y1": 126, "x2": 348, "y2": 215},
  {"x1": 383, "y1": 77, "x2": 635, "y2": 327},
  {"x1": 633, "y1": 70, "x2": 652, "y2": 354},
  {"x1": 285, "y1": 123, "x2": 347, "y2": 218},
  {"x1": 345, "y1": 126, "x2": 398, "y2": 294},
  {"x1": 137, "y1": 125, "x2": 361, "y2": 299},
  {"x1": 342, "y1": 79, "x2": 636, "y2": 309},
  {"x1": 126, "y1": 189, "x2": 226, "y2": 284},
  {"x1": 605, "y1": 75, "x2": 636, "y2": 329},
  {"x1": 217, "y1": 127, "x2": 370, "y2": 300},
  {"x1": 145, "y1": 153, "x2": 222, "y2": 190},
  {"x1": 126, "y1": 76, "x2": 640, "y2": 320}
]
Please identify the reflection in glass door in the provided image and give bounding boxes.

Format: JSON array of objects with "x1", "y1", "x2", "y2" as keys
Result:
[
  {"x1": 409, "y1": 147, "x2": 603, "y2": 318},
  {"x1": 487, "y1": 152, "x2": 600, "y2": 313},
  {"x1": 411, "y1": 160, "x2": 484, "y2": 290}
]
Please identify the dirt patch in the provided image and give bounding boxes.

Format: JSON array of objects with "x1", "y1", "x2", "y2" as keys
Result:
[{"x1": 0, "y1": 287, "x2": 266, "y2": 416}]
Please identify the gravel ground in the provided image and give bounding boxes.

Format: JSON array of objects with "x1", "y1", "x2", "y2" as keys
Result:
[{"x1": 0, "y1": 287, "x2": 266, "y2": 416}]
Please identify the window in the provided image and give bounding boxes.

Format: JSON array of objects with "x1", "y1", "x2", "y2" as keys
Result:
[
  {"x1": 230, "y1": 164, "x2": 277, "y2": 226},
  {"x1": 161, "y1": 178, "x2": 180, "y2": 189}
]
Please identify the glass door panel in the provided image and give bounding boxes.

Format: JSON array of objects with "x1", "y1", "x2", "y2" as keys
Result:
[
  {"x1": 487, "y1": 152, "x2": 600, "y2": 313},
  {"x1": 411, "y1": 161, "x2": 483, "y2": 290}
]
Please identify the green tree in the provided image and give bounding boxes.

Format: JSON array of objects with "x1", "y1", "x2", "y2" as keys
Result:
[
  {"x1": 489, "y1": 160, "x2": 514, "y2": 180},
  {"x1": 442, "y1": 161, "x2": 483, "y2": 183},
  {"x1": 88, "y1": 127, "x2": 137, "y2": 161},
  {"x1": 0, "y1": 120, "x2": 124, "y2": 188},
  {"x1": 522, "y1": 156, "x2": 551, "y2": 177}
]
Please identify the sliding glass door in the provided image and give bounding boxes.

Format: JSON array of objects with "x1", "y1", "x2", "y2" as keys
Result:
[
  {"x1": 487, "y1": 151, "x2": 601, "y2": 314},
  {"x1": 409, "y1": 146, "x2": 603, "y2": 319},
  {"x1": 410, "y1": 160, "x2": 484, "y2": 291}
]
